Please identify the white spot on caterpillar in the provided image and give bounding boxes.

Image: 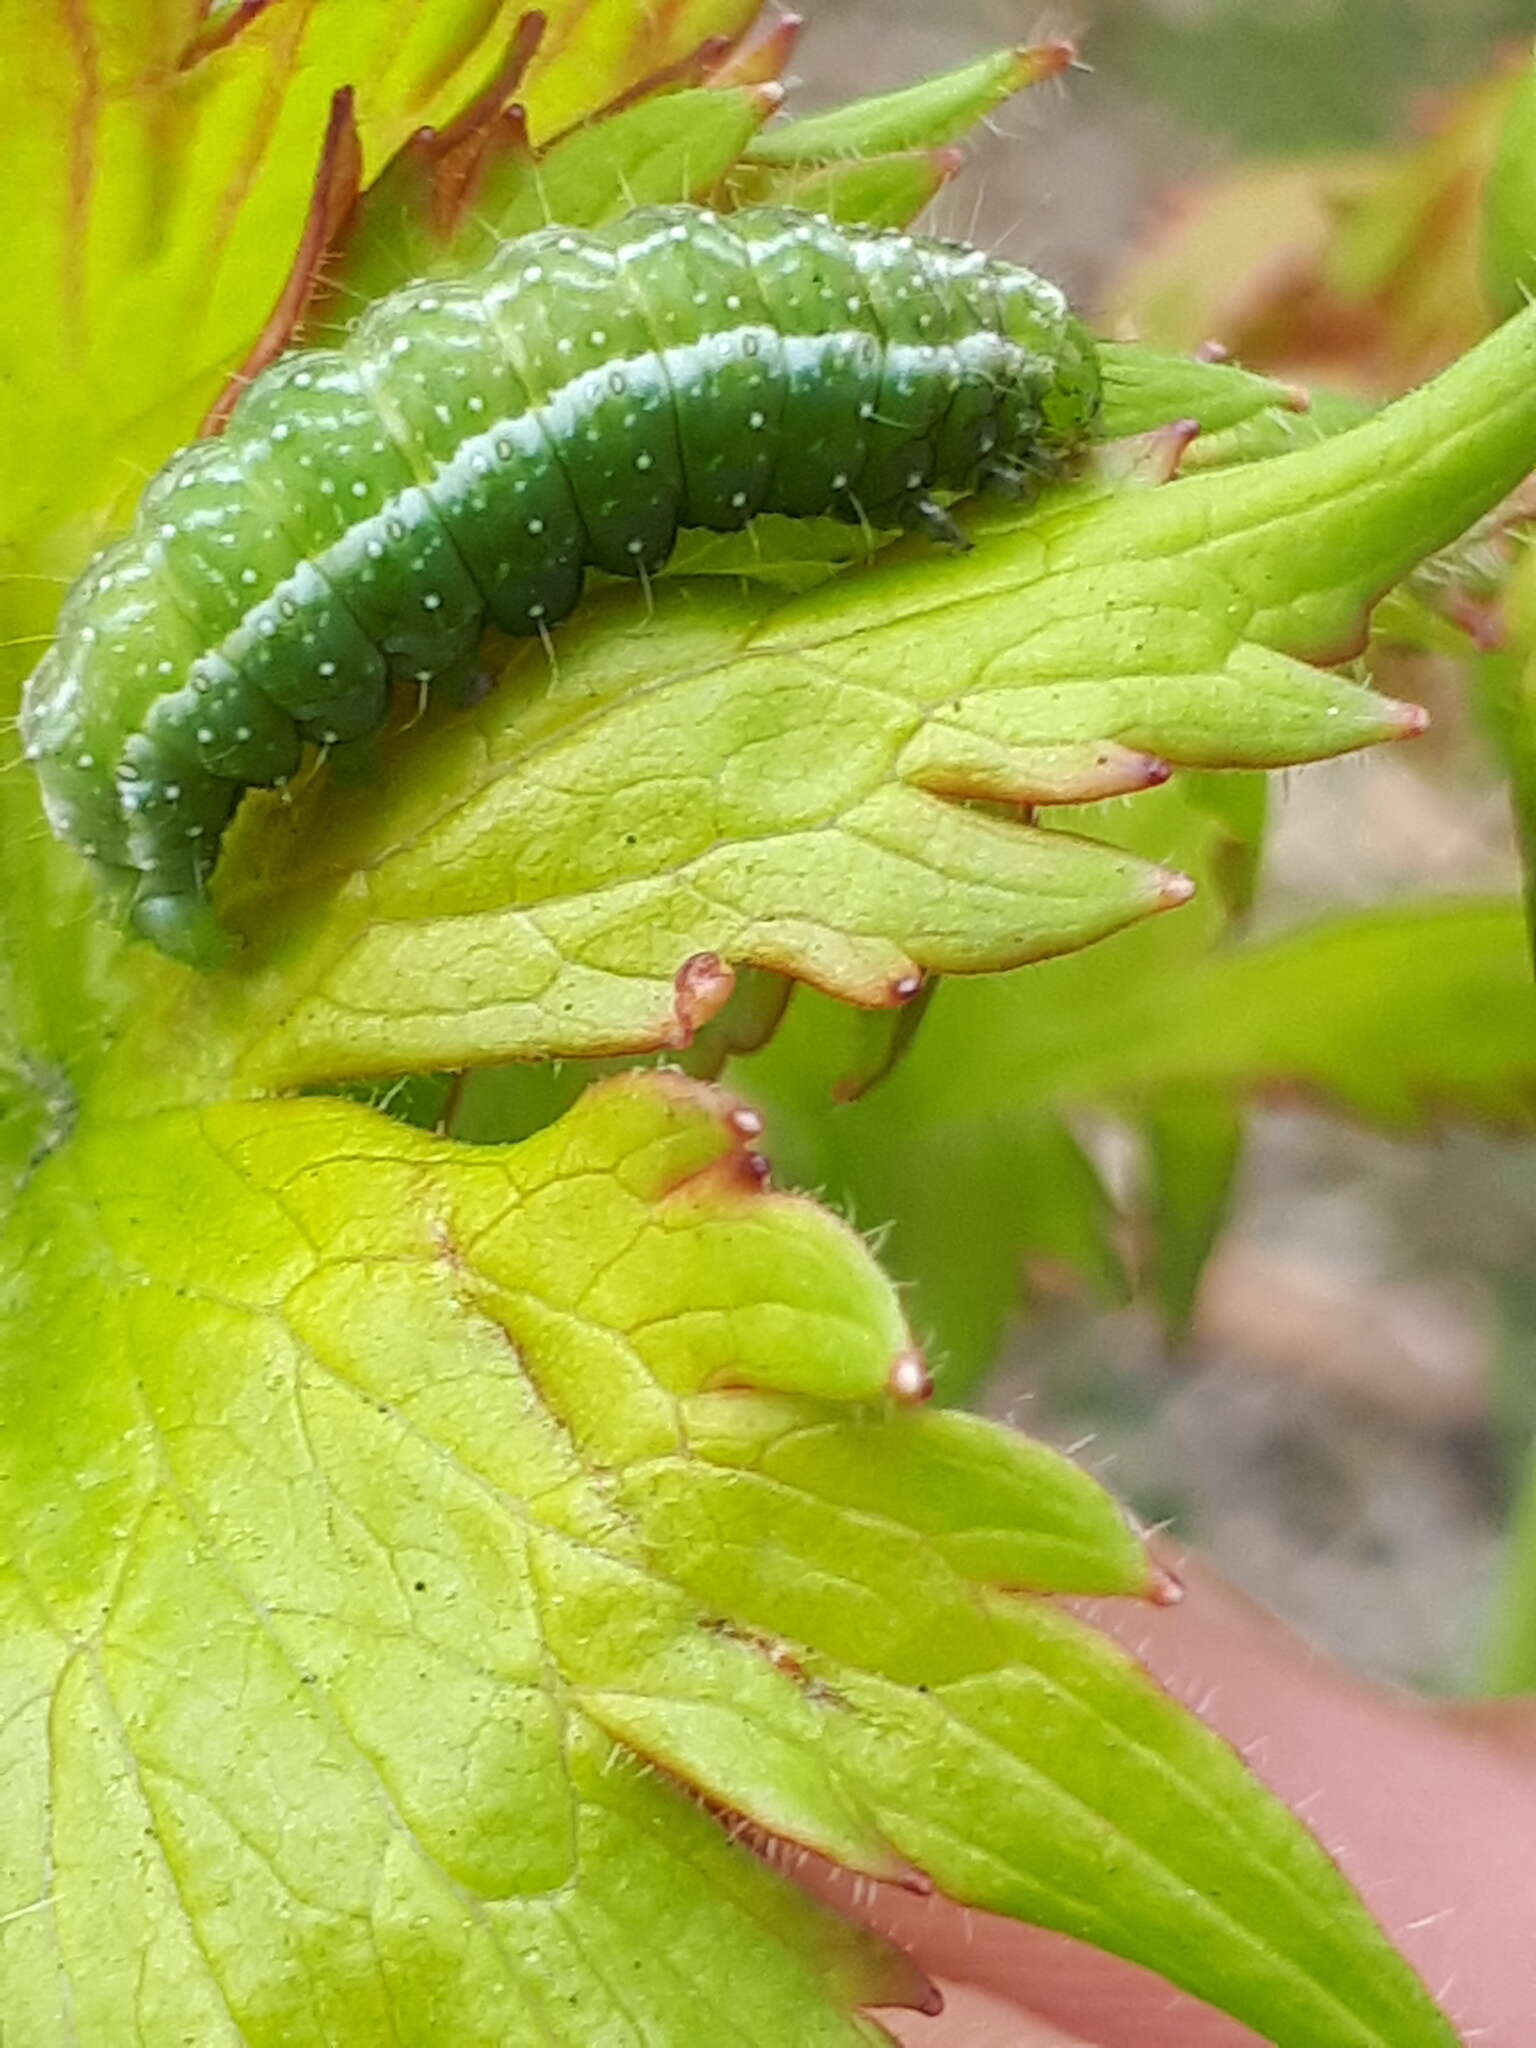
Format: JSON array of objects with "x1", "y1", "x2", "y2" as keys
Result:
[
  {"x1": 421, "y1": 592, "x2": 441, "y2": 610},
  {"x1": 350, "y1": 480, "x2": 368, "y2": 498},
  {"x1": 635, "y1": 453, "x2": 652, "y2": 471},
  {"x1": 524, "y1": 264, "x2": 543, "y2": 282},
  {"x1": 749, "y1": 411, "x2": 765, "y2": 429},
  {"x1": 294, "y1": 370, "x2": 313, "y2": 387},
  {"x1": 318, "y1": 660, "x2": 337, "y2": 676},
  {"x1": 391, "y1": 336, "x2": 410, "y2": 356}
]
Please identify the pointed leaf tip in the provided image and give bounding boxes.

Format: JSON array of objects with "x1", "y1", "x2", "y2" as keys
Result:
[
  {"x1": 1013, "y1": 39, "x2": 1077, "y2": 86},
  {"x1": 888, "y1": 1351, "x2": 934, "y2": 1403},
  {"x1": 673, "y1": 951, "x2": 737, "y2": 1039},
  {"x1": 1147, "y1": 1562, "x2": 1187, "y2": 1607},
  {"x1": 1153, "y1": 869, "x2": 1198, "y2": 911},
  {"x1": 1388, "y1": 698, "x2": 1431, "y2": 738}
]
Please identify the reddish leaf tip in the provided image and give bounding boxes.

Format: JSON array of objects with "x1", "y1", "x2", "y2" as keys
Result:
[
  {"x1": 1194, "y1": 338, "x2": 1232, "y2": 364},
  {"x1": 726, "y1": 1104, "x2": 764, "y2": 1140},
  {"x1": 1160, "y1": 416, "x2": 1203, "y2": 474},
  {"x1": 1386, "y1": 698, "x2": 1431, "y2": 739},
  {"x1": 1281, "y1": 381, "x2": 1313, "y2": 414},
  {"x1": 1014, "y1": 39, "x2": 1077, "y2": 84},
  {"x1": 1152, "y1": 868, "x2": 1198, "y2": 911},
  {"x1": 932, "y1": 145, "x2": 968, "y2": 182},
  {"x1": 1140, "y1": 756, "x2": 1175, "y2": 788},
  {"x1": 1147, "y1": 1562, "x2": 1186, "y2": 1607},
  {"x1": 672, "y1": 952, "x2": 736, "y2": 1039},
  {"x1": 888, "y1": 1351, "x2": 933, "y2": 1404},
  {"x1": 890, "y1": 971, "x2": 925, "y2": 1004}
]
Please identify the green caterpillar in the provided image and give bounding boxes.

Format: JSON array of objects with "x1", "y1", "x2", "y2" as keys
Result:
[{"x1": 21, "y1": 204, "x2": 1100, "y2": 966}]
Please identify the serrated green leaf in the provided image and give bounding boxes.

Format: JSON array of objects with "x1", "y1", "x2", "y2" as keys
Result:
[
  {"x1": 744, "y1": 42, "x2": 1070, "y2": 166},
  {"x1": 735, "y1": 773, "x2": 1246, "y2": 1395},
  {"x1": 15, "y1": 1068, "x2": 1452, "y2": 2048},
  {"x1": 0, "y1": 1072, "x2": 948, "y2": 2042}
]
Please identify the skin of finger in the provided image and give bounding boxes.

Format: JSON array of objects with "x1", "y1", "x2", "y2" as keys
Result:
[{"x1": 799, "y1": 1554, "x2": 1536, "y2": 2047}]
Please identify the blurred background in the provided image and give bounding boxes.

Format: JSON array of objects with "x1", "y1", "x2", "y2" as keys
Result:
[{"x1": 767, "y1": 0, "x2": 1536, "y2": 1693}]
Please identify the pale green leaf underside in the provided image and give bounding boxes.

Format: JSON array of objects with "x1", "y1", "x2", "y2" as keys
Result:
[{"x1": 0, "y1": 1072, "x2": 1453, "y2": 2046}]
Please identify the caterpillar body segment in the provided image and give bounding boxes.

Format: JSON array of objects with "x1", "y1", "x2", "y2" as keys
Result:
[{"x1": 22, "y1": 205, "x2": 1100, "y2": 965}]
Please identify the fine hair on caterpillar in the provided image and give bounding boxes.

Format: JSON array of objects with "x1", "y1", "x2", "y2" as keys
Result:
[{"x1": 22, "y1": 203, "x2": 1100, "y2": 966}]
